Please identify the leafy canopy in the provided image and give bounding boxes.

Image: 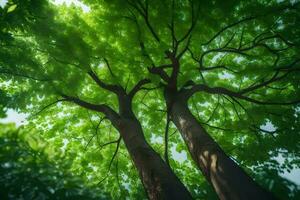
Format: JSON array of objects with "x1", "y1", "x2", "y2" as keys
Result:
[{"x1": 0, "y1": 0, "x2": 299, "y2": 199}]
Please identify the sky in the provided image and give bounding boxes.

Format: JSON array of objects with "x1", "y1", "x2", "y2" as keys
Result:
[
  {"x1": 0, "y1": 0, "x2": 90, "y2": 12},
  {"x1": 52, "y1": 0, "x2": 90, "y2": 12},
  {"x1": 0, "y1": 109, "x2": 27, "y2": 126},
  {"x1": 0, "y1": 0, "x2": 8, "y2": 8}
]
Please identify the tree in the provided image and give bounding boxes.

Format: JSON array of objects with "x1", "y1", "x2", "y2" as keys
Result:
[
  {"x1": 0, "y1": 1, "x2": 192, "y2": 199},
  {"x1": 0, "y1": 0, "x2": 300, "y2": 199},
  {"x1": 0, "y1": 123, "x2": 109, "y2": 199},
  {"x1": 143, "y1": 1, "x2": 300, "y2": 199}
]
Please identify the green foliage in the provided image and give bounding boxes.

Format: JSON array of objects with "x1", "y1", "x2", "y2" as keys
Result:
[
  {"x1": 0, "y1": 0, "x2": 299, "y2": 199},
  {"x1": 0, "y1": 123, "x2": 110, "y2": 199}
]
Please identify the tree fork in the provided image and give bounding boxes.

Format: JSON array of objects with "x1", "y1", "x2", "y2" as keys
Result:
[{"x1": 61, "y1": 91, "x2": 193, "y2": 199}]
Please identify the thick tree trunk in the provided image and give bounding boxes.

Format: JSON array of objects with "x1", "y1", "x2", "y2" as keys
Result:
[
  {"x1": 169, "y1": 99, "x2": 275, "y2": 200},
  {"x1": 116, "y1": 118, "x2": 192, "y2": 200}
]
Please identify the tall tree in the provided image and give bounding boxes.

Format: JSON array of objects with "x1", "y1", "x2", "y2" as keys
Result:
[
  {"x1": 122, "y1": 0, "x2": 300, "y2": 199},
  {"x1": 0, "y1": 1, "x2": 192, "y2": 199},
  {"x1": 1, "y1": 0, "x2": 300, "y2": 199}
]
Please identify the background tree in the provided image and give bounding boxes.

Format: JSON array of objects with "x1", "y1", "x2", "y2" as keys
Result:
[
  {"x1": 0, "y1": 123, "x2": 110, "y2": 199},
  {"x1": 0, "y1": 0, "x2": 300, "y2": 199}
]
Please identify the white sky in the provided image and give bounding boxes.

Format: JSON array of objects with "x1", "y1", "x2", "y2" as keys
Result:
[
  {"x1": 0, "y1": 109, "x2": 27, "y2": 126},
  {"x1": 0, "y1": 0, "x2": 8, "y2": 8},
  {"x1": 276, "y1": 155, "x2": 300, "y2": 185},
  {"x1": 0, "y1": 0, "x2": 90, "y2": 12},
  {"x1": 52, "y1": 0, "x2": 90, "y2": 12}
]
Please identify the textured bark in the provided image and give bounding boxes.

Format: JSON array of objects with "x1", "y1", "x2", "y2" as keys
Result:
[
  {"x1": 116, "y1": 118, "x2": 193, "y2": 200},
  {"x1": 69, "y1": 90, "x2": 193, "y2": 199},
  {"x1": 169, "y1": 98, "x2": 275, "y2": 200}
]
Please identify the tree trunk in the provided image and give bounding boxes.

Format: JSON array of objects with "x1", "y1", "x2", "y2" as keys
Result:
[
  {"x1": 116, "y1": 118, "x2": 193, "y2": 200},
  {"x1": 169, "y1": 99, "x2": 275, "y2": 200}
]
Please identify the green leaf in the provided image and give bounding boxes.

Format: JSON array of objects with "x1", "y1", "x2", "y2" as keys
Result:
[{"x1": 7, "y1": 4, "x2": 17, "y2": 13}]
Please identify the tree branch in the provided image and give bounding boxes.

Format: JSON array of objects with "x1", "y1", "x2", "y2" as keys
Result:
[
  {"x1": 148, "y1": 65, "x2": 170, "y2": 82},
  {"x1": 33, "y1": 99, "x2": 68, "y2": 116},
  {"x1": 129, "y1": 78, "x2": 151, "y2": 97},
  {"x1": 60, "y1": 94, "x2": 119, "y2": 121},
  {"x1": 108, "y1": 137, "x2": 122, "y2": 170},
  {"x1": 166, "y1": 50, "x2": 180, "y2": 88},
  {"x1": 177, "y1": 0, "x2": 199, "y2": 44},
  {"x1": 97, "y1": 136, "x2": 121, "y2": 185},
  {"x1": 127, "y1": 0, "x2": 160, "y2": 42},
  {"x1": 188, "y1": 84, "x2": 300, "y2": 106},
  {"x1": 99, "y1": 137, "x2": 121, "y2": 150},
  {"x1": 85, "y1": 117, "x2": 106, "y2": 150},
  {"x1": 0, "y1": 70, "x2": 52, "y2": 82},
  {"x1": 88, "y1": 70, "x2": 122, "y2": 94},
  {"x1": 240, "y1": 59, "x2": 300, "y2": 94},
  {"x1": 202, "y1": 16, "x2": 255, "y2": 46},
  {"x1": 103, "y1": 58, "x2": 116, "y2": 77}
]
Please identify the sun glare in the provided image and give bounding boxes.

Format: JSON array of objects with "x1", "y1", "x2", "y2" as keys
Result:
[
  {"x1": 52, "y1": 0, "x2": 90, "y2": 12},
  {"x1": 0, "y1": 0, "x2": 8, "y2": 8}
]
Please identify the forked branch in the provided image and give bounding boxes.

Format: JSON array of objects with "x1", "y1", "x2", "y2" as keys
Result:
[
  {"x1": 129, "y1": 78, "x2": 151, "y2": 97},
  {"x1": 60, "y1": 94, "x2": 119, "y2": 121},
  {"x1": 88, "y1": 70, "x2": 122, "y2": 94}
]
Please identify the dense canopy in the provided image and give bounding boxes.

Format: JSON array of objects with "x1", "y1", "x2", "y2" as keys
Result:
[{"x1": 0, "y1": 0, "x2": 300, "y2": 199}]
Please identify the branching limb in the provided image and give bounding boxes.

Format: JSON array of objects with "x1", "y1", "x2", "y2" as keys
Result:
[
  {"x1": 148, "y1": 65, "x2": 170, "y2": 82},
  {"x1": 205, "y1": 95, "x2": 220, "y2": 123},
  {"x1": 276, "y1": 58, "x2": 300, "y2": 72},
  {"x1": 140, "y1": 84, "x2": 164, "y2": 91},
  {"x1": 97, "y1": 136, "x2": 121, "y2": 185},
  {"x1": 108, "y1": 137, "x2": 122, "y2": 170},
  {"x1": 249, "y1": 125, "x2": 276, "y2": 139},
  {"x1": 169, "y1": 0, "x2": 178, "y2": 52},
  {"x1": 99, "y1": 138, "x2": 120, "y2": 150},
  {"x1": 85, "y1": 117, "x2": 106, "y2": 150},
  {"x1": 126, "y1": 0, "x2": 160, "y2": 42},
  {"x1": 177, "y1": 0, "x2": 199, "y2": 44},
  {"x1": 200, "y1": 121, "x2": 233, "y2": 132},
  {"x1": 33, "y1": 99, "x2": 68, "y2": 116},
  {"x1": 177, "y1": 35, "x2": 192, "y2": 59},
  {"x1": 222, "y1": 95, "x2": 242, "y2": 120},
  {"x1": 141, "y1": 101, "x2": 166, "y2": 113},
  {"x1": 199, "y1": 48, "x2": 249, "y2": 69},
  {"x1": 197, "y1": 19, "x2": 295, "y2": 74},
  {"x1": 115, "y1": 156, "x2": 122, "y2": 192},
  {"x1": 103, "y1": 58, "x2": 116, "y2": 77},
  {"x1": 188, "y1": 84, "x2": 300, "y2": 106},
  {"x1": 129, "y1": 78, "x2": 151, "y2": 97},
  {"x1": 48, "y1": 52, "x2": 123, "y2": 95},
  {"x1": 60, "y1": 94, "x2": 120, "y2": 121},
  {"x1": 202, "y1": 16, "x2": 255, "y2": 46},
  {"x1": 125, "y1": 9, "x2": 155, "y2": 64},
  {"x1": 88, "y1": 70, "x2": 122, "y2": 94},
  {"x1": 240, "y1": 59, "x2": 300, "y2": 94},
  {"x1": 0, "y1": 70, "x2": 52, "y2": 82},
  {"x1": 200, "y1": 65, "x2": 238, "y2": 73},
  {"x1": 165, "y1": 50, "x2": 180, "y2": 88}
]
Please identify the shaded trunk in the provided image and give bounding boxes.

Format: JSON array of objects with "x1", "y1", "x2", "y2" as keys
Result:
[
  {"x1": 169, "y1": 99, "x2": 275, "y2": 200},
  {"x1": 116, "y1": 117, "x2": 192, "y2": 200}
]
